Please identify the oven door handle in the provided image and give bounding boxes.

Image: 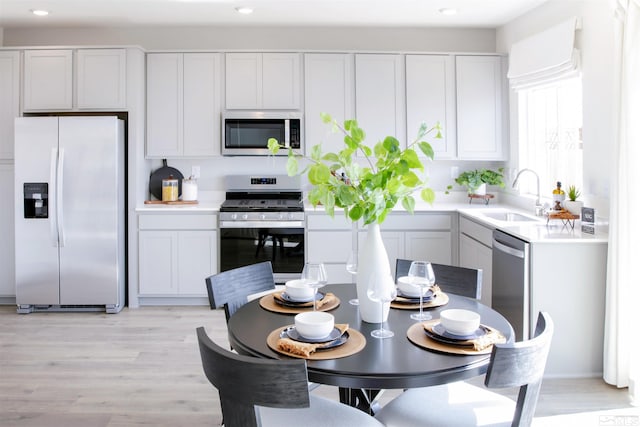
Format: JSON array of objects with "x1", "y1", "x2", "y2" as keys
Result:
[{"x1": 219, "y1": 220, "x2": 305, "y2": 229}]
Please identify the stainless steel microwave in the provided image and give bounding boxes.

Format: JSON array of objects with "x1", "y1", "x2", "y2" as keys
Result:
[{"x1": 222, "y1": 112, "x2": 302, "y2": 156}]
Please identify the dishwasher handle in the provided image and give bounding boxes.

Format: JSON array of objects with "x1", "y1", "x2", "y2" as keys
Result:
[{"x1": 492, "y1": 238, "x2": 525, "y2": 259}]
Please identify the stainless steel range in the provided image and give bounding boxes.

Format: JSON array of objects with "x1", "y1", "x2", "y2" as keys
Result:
[{"x1": 219, "y1": 175, "x2": 305, "y2": 283}]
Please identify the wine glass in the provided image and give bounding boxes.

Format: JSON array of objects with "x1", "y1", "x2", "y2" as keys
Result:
[
  {"x1": 346, "y1": 250, "x2": 359, "y2": 305},
  {"x1": 367, "y1": 273, "x2": 397, "y2": 339},
  {"x1": 408, "y1": 261, "x2": 436, "y2": 321},
  {"x1": 301, "y1": 262, "x2": 327, "y2": 311}
]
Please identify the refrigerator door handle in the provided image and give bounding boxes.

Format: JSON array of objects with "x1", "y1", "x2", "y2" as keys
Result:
[
  {"x1": 50, "y1": 148, "x2": 59, "y2": 247},
  {"x1": 57, "y1": 148, "x2": 65, "y2": 247}
]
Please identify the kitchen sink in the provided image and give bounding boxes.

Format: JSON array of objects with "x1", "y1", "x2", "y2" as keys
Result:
[{"x1": 480, "y1": 211, "x2": 540, "y2": 222}]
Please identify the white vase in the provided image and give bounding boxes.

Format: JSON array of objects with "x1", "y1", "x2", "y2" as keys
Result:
[
  {"x1": 472, "y1": 183, "x2": 487, "y2": 196},
  {"x1": 356, "y1": 223, "x2": 394, "y2": 323}
]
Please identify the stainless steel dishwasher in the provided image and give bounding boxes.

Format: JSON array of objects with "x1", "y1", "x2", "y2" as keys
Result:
[{"x1": 492, "y1": 230, "x2": 530, "y2": 341}]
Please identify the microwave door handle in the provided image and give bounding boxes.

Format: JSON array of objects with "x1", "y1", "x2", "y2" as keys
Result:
[{"x1": 284, "y1": 119, "x2": 290, "y2": 148}]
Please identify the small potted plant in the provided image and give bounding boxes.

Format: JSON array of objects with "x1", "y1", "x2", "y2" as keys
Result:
[
  {"x1": 454, "y1": 168, "x2": 505, "y2": 196},
  {"x1": 563, "y1": 185, "x2": 583, "y2": 216}
]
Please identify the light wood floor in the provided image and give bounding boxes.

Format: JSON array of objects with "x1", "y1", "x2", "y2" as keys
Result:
[{"x1": 0, "y1": 305, "x2": 636, "y2": 426}]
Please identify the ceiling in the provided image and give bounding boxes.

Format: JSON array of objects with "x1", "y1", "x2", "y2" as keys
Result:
[{"x1": 0, "y1": 0, "x2": 549, "y2": 29}]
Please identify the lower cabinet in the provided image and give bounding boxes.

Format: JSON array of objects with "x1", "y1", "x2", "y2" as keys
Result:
[
  {"x1": 138, "y1": 214, "x2": 217, "y2": 300},
  {"x1": 458, "y1": 215, "x2": 494, "y2": 306}
]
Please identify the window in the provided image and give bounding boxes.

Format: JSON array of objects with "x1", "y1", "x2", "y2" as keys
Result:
[{"x1": 517, "y1": 77, "x2": 583, "y2": 199}]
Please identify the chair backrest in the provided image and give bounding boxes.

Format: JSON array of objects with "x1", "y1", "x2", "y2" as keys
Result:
[
  {"x1": 196, "y1": 327, "x2": 310, "y2": 427},
  {"x1": 395, "y1": 259, "x2": 483, "y2": 299},
  {"x1": 205, "y1": 261, "x2": 275, "y2": 322},
  {"x1": 485, "y1": 311, "x2": 554, "y2": 427}
]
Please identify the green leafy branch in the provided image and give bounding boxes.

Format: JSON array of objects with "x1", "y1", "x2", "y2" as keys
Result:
[{"x1": 268, "y1": 113, "x2": 442, "y2": 225}]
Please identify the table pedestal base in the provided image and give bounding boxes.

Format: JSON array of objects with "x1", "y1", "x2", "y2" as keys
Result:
[{"x1": 339, "y1": 387, "x2": 383, "y2": 415}]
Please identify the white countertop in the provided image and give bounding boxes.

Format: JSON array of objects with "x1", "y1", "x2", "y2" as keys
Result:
[{"x1": 135, "y1": 192, "x2": 608, "y2": 243}]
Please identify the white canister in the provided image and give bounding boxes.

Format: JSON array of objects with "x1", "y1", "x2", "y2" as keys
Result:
[{"x1": 182, "y1": 178, "x2": 198, "y2": 201}]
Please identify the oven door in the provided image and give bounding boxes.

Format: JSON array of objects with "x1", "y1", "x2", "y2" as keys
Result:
[{"x1": 219, "y1": 220, "x2": 304, "y2": 283}]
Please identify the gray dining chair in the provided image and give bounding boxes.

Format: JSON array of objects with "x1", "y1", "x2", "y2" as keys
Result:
[
  {"x1": 205, "y1": 261, "x2": 276, "y2": 322},
  {"x1": 374, "y1": 311, "x2": 554, "y2": 427},
  {"x1": 395, "y1": 258, "x2": 483, "y2": 299},
  {"x1": 196, "y1": 327, "x2": 386, "y2": 427}
]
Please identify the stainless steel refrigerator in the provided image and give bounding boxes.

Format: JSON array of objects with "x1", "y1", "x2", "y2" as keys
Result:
[{"x1": 14, "y1": 116, "x2": 125, "y2": 313}]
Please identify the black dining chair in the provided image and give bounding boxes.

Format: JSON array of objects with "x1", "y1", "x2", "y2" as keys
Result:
[
  {"x1": 196, "y1": 327, "x2": 386, "y2": 427},
  {"x1": 205, "y1": 261, "x2": 276, "y2": 323},
  {"x1": 395, "y1": 258, "x2": 483, "y2": 300},
  {"x1": 374, "y1": 311, "x2": 554, "y2": 427}
]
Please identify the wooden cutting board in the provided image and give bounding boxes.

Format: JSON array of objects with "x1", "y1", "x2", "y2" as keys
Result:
[{"x1": 144, "y1": 200, "x2": 198, "y2": 205}]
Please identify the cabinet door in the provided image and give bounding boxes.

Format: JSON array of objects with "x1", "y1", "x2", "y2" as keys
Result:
[
  {"x1": 359, "y1": 231, "x2": 403, "y2": 275},
  {"x1": 304, "y1": 53, "x2": 354, "y2": 155},
  {"x1": 0, "y1": 164, "x2": 15, "y2": 297},
  {"x1": 76, "y1": 49, "x2": 126, "y2": 109},
  {"x1": 146, "y1": 53, "x2": 183, "y2": 157},
  {"x1": 0, "y1": 51, "x2": 20, "y2": 160},
  {"x1": 139, "y1": 231, "x2": 178, "y2": 295},
  {"x1": 459, "y1": 234, "x2": 492, "y2": 306},
  {"x1": 355, "y1": 54, "x2": 405, "y2": 148},
  {"x1": 183, "y1": 53, "x2": 221, "y2": 156},
  {"x1": 177, "y1": 230, "x2": 217, "y2": 295},
  {"x1": 23, "y1": 50, "x2": 73, "y2": 110},
  {"x1": 308, "y1": 231, "x2": 351, "y2": 263},
  {"x1": 262, "y1": 53, "x2": 301, "y2": 109},
  {"x1": 456, "y1": 56, "x2": 504, "y2": 160},
  {"x1": 225, "y1": 53, "x2": 261, "y2": 109},
  {"x1": 405, "y1": 231, "x2": 452, "y2": 265},
  {"x1": 406, "y1": 55, "x2": 456, "y2": 159}
]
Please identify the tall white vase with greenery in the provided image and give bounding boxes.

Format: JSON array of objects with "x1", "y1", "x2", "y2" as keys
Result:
[{"x1": 356, "y1": 223, "x2": 394, "y2": 322}]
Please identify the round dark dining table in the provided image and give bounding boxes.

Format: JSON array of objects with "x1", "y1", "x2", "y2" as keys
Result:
[{"x1": 227, "y1": 284, "x2": 514, "y2": 413}]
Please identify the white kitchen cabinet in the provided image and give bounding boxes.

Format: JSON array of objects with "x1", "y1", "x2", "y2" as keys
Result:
[
  {"x1": 355, "y1": 54, "x2": 405, "y2": 147},
  {"x1": 306, "y1": 213, "x2": 355, "y2": 284},
  {"x1": 0, "y1": 51, "x2": 20, "y2": 160},
  {"x1": 225, "y1": 52, "x2": 301, "y2": 110},
  {"x1": 456, "y1": 55, "x2": 505, "y2": 160},
  {"x1": 405, "y1": 55, "x2": 456, "y2": 159},
  {"x1": 0, "y1": 164, "x2": 15, "y2": 301},
  {"x1": 76, "y1": 49, "x2": 126, "y2": 109},
  {"x1": 138, "y1": 214, "x2": 217, "y2": 299},
  {"x1": 304, "y1": 53, "x2": 354, "y2": 155},
  {"x1": 23, "y1": 49, "x2": 73, "y2": 110},
  {"x1": 146, "y1": 52, "x2": 221, "y2": 157},
  {"x1": 23, "y1": 48, "x2": 127, "y2": 111},
  {"x1": 459, "y1": 215, "x2": 494, "y2": 306}
]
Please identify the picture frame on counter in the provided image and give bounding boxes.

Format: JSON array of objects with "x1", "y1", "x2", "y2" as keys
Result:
[{"x1": 581, "y1": 207, "x2": 595, "y2": 234}]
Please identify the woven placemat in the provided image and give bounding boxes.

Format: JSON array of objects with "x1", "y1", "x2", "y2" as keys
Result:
[
  {"x1": 259, "y1": 292, "x2": 340, "y2": 314},
  {"x1": 406, "y1": 320, "x2": 504, "y2": 356},
  {"x1": 391, "y1": 291, "x2": 449, "y2": 310},
  {"x1": 267, "y1": 325, "x2": 366, "y2": 360}
]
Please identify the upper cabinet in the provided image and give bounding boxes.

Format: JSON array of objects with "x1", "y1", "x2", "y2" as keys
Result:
[
  {"x1": 0, "y1": 51, "x2": 20, "y2": 160},
  {"x1": 146, "y1": 53, "x2": 221, "y2": 158},
  {"x1": 225, "y1": 53, "x2": 301, "y2": 110},
  {"x1": 303, "y1": 53, "x2": 354, "y2": 155},
  {"x1": 405, "y1": 55, "x2": 456, "y2": 159},
  {"x1": 455, "y1": 55, "x2": 505, "y2": 160},
  {"x1": 355, "y1": 54, "x2": 405, "y2": 147},
  {"x1": 23, "y1": 48, "x2": 127, "y2": 111}
]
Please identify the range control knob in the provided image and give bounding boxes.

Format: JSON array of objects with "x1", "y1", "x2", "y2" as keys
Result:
[
  {"x1": 231, "y1": 213, "x2": 238, "y2": 220},
  {"x1": 260, "y1": 214, "x2": 266, "y2": 220},
  {"x1": 242, "y1": 214, "x2": 249, "y2": 220}
]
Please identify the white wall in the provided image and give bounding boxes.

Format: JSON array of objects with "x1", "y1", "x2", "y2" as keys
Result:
[
  {"x1": 2, "y1": 25, "x2": 495, "y2": 52},
  {"x1": 497, "y1": 0, "x2": 615, "y2": 218}
]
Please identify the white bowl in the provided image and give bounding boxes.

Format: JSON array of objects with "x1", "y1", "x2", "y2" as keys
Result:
[
  {"x1": 285, "y1": 279, "x2": 316, "y2": 301},
  {"x1": 397, "y1": 276, "x2": 430, "y2": 298},
  {"x1": 294, "y1": 312, "x2": 335, "y2": 339},
  {"x1": 439, "y1": 309, "x2": 481, "y2": 336}
]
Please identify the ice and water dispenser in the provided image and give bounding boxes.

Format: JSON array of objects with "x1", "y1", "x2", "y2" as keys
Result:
[{"x1": 23, "y1": 183, "x2": 48, "y2": 218}]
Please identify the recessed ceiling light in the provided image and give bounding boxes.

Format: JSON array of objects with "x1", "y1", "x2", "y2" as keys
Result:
[
  {"x1": 235, "y1": 7, "x2": 253, "y2": 15},
  {"x1": 439, "y1": 8, "x2": 457, "y2": 16},
  {"x1": 31, "y1": 9, "x2": 49, "y2": 16}
]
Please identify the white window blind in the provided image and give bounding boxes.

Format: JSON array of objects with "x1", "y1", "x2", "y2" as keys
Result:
[{"x1": 508, "y1": 17, "x2": 581, "y2": 90}]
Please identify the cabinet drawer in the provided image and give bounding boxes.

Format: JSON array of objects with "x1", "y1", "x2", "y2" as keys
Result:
[
  {"x1": 307, "y1": 213, "x2": 352, "y2": 230},
  {"x1": 459, "y1": 216, "x2": 493, "y2": 247},
  {"x1": 139, "y1": 214, "x2": 217, "y2": 230},
  {"x1": 381, "y1": 213, "x2": 451, "y2": 230}
]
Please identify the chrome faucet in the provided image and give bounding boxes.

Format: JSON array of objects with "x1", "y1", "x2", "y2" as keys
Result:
[{"x1": 512, "y1": 168, "x2": 544, "y2": 216}]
